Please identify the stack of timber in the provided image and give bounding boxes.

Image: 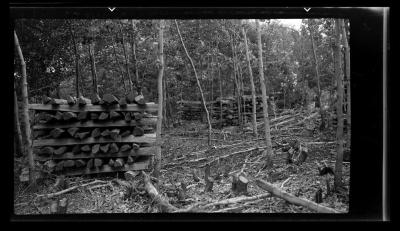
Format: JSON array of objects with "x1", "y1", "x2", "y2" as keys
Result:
[
  {"x1": 178, "y1": 95, "x2": 276, "y2": 127},
  {"x1": 29, "y1": 94, "x2": 158, "y2": 176}
]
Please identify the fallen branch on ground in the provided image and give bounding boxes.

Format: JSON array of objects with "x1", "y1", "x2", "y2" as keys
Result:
[
  {"x1": 254, "y1": 178, "x2": 339, "y2": 213},
  {"x1": 199, "y1": 146, "x2": 267, "y2": 168},
  {"x1": 36, "y1": 180, "x2": 107, "y2": 199},
  {"x1": 142, "y1": 171, "x2": 178, "y2": 213}
]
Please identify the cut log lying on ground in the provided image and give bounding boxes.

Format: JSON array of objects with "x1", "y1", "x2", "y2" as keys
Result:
[
  {"x1": 63, "y1": 112, "x2": 77, "y2": 121},
  {"x1": 91, "y1": 94, "x2": 102, "y2": 105},
  {"x1": 67, "y1": 96, "x2": 77, "y2": 105},
  {"x1": 78, "y1": 111, "x2": 88, "y2": 120},
  {"x1": 142, "y1": 171, "x2": 178, "y2": 213},
  {"x1": 54, "y1": 146, "x2": 67, "y2": 156},
  {"x1": 254, "y1": 178, "x2": 339, "y2": 213},
  {"x1": 50, "y1": 128, "x2": 65, "y2": 138},
  {"x1": 51, "y1": 98, "x2": 68, "y2": 105},
  {"x1": 78, "y1": 96, "x2": 91, "y2": 106},
  {"x1": 103, "y1": 94, "x2": 119, "y2": 105}
]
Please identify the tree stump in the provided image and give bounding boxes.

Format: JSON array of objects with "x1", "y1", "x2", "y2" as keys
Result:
[
  {"x1": 231, "y1": 173, "x2": 249, "y2": 196},
  {"x1": 315, "y1": 188, "x2": 323, "y2": 204},
  {"x1": 204, "y1": 164, "x2": 214, "y2": 192}
]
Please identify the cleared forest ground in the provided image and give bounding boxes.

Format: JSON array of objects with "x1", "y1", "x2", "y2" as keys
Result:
[{"x1": 14, "y1": 109, "x2": 350, "y2": 214}]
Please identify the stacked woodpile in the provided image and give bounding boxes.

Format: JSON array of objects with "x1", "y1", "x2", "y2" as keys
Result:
[
  {"x1": 29, "y1": 94, "x2": 158, "y2": 176},
  {"x1": 178, "y1": 95, "x2": 276, "y2": 127}
]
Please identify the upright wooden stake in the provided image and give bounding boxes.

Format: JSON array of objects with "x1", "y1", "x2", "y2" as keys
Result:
[
  {"x1": 333, "y1": 19, "x2": 344, "y2": 190},
  {"x1": 175, "y1": 20, "x2": 212, "y2": 146},
  {"x1": 14, "y1": 31, "x2": 36, "y2": 186},
  {"x1": 154, "y1": 20, "x2": 164, "y2": 179},
  {"x1": 256, "y1": 20, "x2": 273, "y2": 156}
]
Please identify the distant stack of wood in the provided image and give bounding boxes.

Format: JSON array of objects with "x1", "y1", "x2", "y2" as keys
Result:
[
  {"x1": 178, "y1": 95, "x2": 275, "y2": 127},
  {"x1": 29, "y1": 93, "x2": 158, "y2": 176}
]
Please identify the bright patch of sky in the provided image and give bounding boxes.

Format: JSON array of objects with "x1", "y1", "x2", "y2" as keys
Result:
[{"x1": 275, "y1": 19, "x2": 302, "y2": 30}]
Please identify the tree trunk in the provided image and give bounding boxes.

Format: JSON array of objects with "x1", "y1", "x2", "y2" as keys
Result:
[
  {"x1": 175, "y1": 20, "x2": 212, "y2": 146},
  {"x1": 210, "y1": 56, "x2": 214, "y2": 121},
  {"x1": 333, "y1": 19, "x2": 344, "y2": 190},
  {"x1": 14, "y1": 31, "x2": 36, "y2": 186},
  {"x1": 68, "y1": 21, "x2": 80, "y2": 98},
  {"x1": 109, "y1": 30, "x2": 127, "y2": 94},
  {"x1": 341, "y1": 19, "x2": 351, "y2": 147},
  {"x1": 88, "y1": 43, "x2": 98, "y2": 95},
  {"x1": 14, "y1": 83, "x2": 23, "y2": 156},
  {"x1": 219, "y1": 62, "x2": 223, "y2": 127},
  {"x1": 119, "y1": 21, "x2": 134, "y2": 94},
  {"x1": 242, "y1": 24, "x2": 258, "y2": 138},
  {"x1": 308, "y1": 20, "x2": 325, "y2": 130},
  {"x1": 153, "y1": 20, "x2": 164, "y2": 179},
  {"x1": 131, "y1": 20, "x2": 140, "y2": 93},
  {"x1": 231, "y1": 33, "x2": 241, "y2": 126},
  {"x1": 256, "y1": 20, "x2": 273, "y2": 156}
]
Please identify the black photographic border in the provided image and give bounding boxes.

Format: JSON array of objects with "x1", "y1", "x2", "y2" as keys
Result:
[{"x1": 8, "y1": 2, "x2": 390, "y2": 222}]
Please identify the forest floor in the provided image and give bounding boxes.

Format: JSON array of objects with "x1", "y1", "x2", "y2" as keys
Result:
[{"x1": 14, "y1": 110, "x2": 350, "y2": 214}]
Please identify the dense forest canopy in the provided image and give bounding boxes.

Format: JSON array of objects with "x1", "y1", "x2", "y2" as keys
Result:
[{"x1": 14, "y1": 19, "x2": 349, "y2": 111}]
